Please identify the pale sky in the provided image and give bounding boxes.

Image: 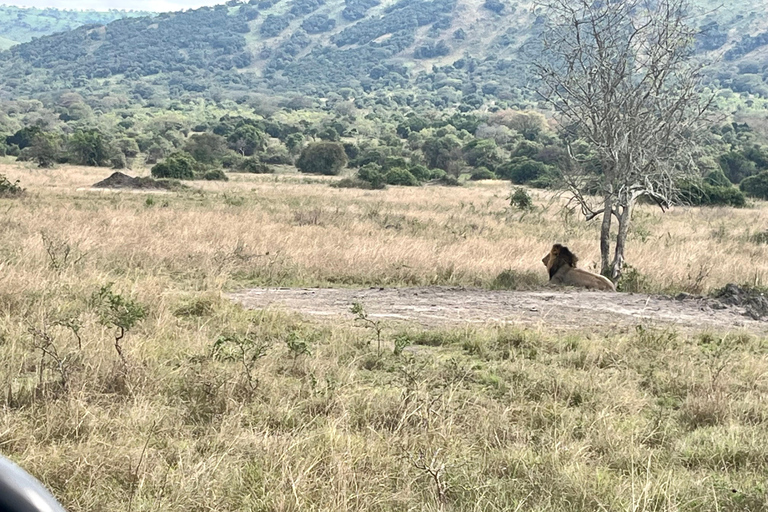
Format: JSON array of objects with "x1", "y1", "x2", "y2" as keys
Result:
[{"x1": 2, "y1": 0, "x2": 219, "y2": 12}]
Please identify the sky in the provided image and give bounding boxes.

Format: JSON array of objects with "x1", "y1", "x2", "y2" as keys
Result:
[{"x1": 1, "y1": 0, "x2": 216, "y2": 12}]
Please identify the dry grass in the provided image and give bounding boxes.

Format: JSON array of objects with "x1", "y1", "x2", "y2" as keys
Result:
[{"x1": 1, "y1": 161, "x2": 768, "y2": 511}]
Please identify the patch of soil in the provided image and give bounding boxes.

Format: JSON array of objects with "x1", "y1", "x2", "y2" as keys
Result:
[
  {"x1": 92, "y1": 172, "x2": 182, "y2": 190},
  {"x1": 228, "y1": 287, "x2": 768, "y2": 334}
]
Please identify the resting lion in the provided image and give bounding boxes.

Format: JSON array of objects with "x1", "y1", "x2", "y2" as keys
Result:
[{"x1": 541, "y1": 244, "x2": 616, "y2": 291}]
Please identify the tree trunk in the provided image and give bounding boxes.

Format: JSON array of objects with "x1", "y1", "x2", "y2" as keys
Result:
[
  {"x1": 599, "y1": 194, "x2": 613, "y2": 278},
  {"x1": 610, "y1": 200, "x2": 634, "y2": 282}
]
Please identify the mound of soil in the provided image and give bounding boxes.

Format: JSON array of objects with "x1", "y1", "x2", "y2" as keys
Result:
[
  {"x1": 713, "y1": 284, "x2": 768, "y2": 320},
  {"x1": 92, "y1": 172, "x2": 181, "y2": 190}
]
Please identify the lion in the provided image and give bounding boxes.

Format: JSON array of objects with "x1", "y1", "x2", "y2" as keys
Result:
[{"x1": 541, "y1": 244, "x2": 616, "y2": 291}]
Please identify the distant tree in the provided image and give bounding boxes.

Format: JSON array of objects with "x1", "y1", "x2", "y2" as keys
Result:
[
  {"x1": 719, "y1": 151, "x2": 758, "y2": 184},
  {"x1": 23, "y1": 132, "x2": 61, "y2": 168},
  {"x1": 151, "y1": 152, "x2": 196, "y2": 180},
  {"x1": 536, "y1": 0, "x2": 713, "y2": 280},
  {"x1": 227, "y1": 124, "x2": 266, "y2": 156},
  {"x1": 68, "y1": 129, "x2": 113, "y2": 166},
  {"x1": 7, "y1": 125, "x2": 43, "y2": 150},
  {"x1": 183, "y1": 133, "x2": 229, "y2": 164},
  {"x1": 297, "y1": 142, "x2": 347, "y2": 175},
  {"x1": 740, "y1": 171, "x2": 768, "y2": 200}
]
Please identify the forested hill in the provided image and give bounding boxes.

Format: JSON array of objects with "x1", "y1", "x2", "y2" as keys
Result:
[
  {"x1": 0, "y1": 6, "x2": 153, "y2": 49},
  {"x1": 1, "y1": 0, "x2": 768, "y2": 105}
]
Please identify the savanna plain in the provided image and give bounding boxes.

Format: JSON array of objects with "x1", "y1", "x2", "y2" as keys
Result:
[{"x1": 1, "y1": 160, "x2": 768, "y2": 511}]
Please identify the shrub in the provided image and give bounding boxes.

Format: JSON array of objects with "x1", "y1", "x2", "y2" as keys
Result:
[
  {"x1": 408, "y1": 164, "x2": 432, "y2": 182},
  {"x1": 497, "y1": 157, "x2": 550, "y2": 184},
  {"x1": 151, "y1": 152, "x2": 196, "y2": 180},
  {"x1": 719, "y1": 151, "x2": 757, "y2": 184},
  {"x1": 510, "y1": 187, "x2": 533, "y2": 210},
  {"x1": 385, "y1": 168, "x2": 419, "y2": 186},
  {"x1": 705, "y1": 168, "x2": 732, "y2": 187},
  {"x1": 297, "y1": 142, "x2": 347, "y2": 175},
  {"x1": 740, "y1": 171, "x2": 768, "y2": 200},
  {"x1": 237, "y1": 158, "x2": 274, "y2": 174},
  {"x1": 428, "y1": 168, "x2": 447, "y2": 180},
  {"x1": 357, "y1": 163, "x2": 386, "y2": 188},
  {"x1": 679, "y1": 181, "x2": 746, "y2": 207},
  {"x1": 437, "y1": 174, "x2": 461, "y2": 186},
  {"x1": 333, "y1": 177, "x2": 385, "y2": 190},
  {"x1": 470, "y1": 167, "x2": 496, "y2": 180},
  {"x1": 202, "y1": 169, "x2": 229, "y2": 181},
  {"x1": 0, "y1": 174, "x2": 23, "y2": 197}
]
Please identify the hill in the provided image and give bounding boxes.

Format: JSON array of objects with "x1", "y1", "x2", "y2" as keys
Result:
[
  {"x1": 0, "y1": 6, "x2": 154, "y2": 48},
  {"x1": 1, "y1": 0, "x2": 768, "y2": 105}
]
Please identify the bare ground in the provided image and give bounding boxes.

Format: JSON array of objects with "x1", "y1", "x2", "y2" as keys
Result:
[{"x1": 228, "y1": 287, "x2": 768, "y2": 334}]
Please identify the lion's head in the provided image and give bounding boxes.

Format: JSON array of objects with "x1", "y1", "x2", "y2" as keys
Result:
[{"x1": 541, "y1": 244, "x2": 579, "y2": 279}]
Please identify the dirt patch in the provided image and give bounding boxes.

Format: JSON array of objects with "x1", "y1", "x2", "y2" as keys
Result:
[
  {"x1": 92, "y1": 172, "x2": 182, "y2": 191},
  {"x1": 228, "y1": 287, "x2": 768, "y2": 334},
  {"x1": 713, "y1": 284, "x2": 768, "y2": 320}
]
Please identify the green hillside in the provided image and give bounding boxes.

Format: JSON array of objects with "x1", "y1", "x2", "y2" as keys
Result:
[
  {"x1": 0, "y1": 6, "x2": 153, "y2": 48},
  {"x1": 1, "y1": 0, "x2": 768, "y2": 106}
]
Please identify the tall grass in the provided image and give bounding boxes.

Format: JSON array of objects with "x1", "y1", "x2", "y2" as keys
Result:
[{"x1": 0, "y1": 163, "x2": 767, "y2": 511}]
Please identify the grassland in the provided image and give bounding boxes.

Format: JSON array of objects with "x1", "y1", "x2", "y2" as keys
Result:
[{"x1": 1, "y1": 161, "x2": 768, "y2": 511}]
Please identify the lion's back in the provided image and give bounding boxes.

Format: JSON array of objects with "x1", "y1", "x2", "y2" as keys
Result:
[{"x1": 560, "y1": 267, "x2": 616, "y2": 291}]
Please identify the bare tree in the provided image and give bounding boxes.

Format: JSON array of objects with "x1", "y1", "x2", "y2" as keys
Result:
[{"x1": 534, "y1": 0, "x2": 714, "y2": 281}]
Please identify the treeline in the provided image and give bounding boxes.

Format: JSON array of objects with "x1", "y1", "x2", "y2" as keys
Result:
[{"x1": 1, "y1": 93, "x2": 766, "y2": 204}]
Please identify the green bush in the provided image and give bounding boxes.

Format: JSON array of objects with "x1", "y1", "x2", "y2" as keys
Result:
[
  {"x1": 151, "y1": 152, "x2": 196, "y2": 180},
  {"x1": 510, "y1": 187, "x2": 533, "y2": 210},
  {"x1": 202, "y1": 169, "x2": 229, "y2": 181},
  {"x1": 719, "y1": 151, "x2": 757, "y2": 184},
  {"x1": 740, "y1": 171, "x2": 768, "y2": 200},
  {"x1": 385, "y1": 168, "x2": 419, "y2": 186},
  {"x1": 408, "y1": 164, "x2": 432, "y2": 182},
  {"x1": 357, "y1": 163, "x2": 386, "y2": 188},
  {"x1": 297, "y1": 142, "x2": 347, "y2": 175},
  {"x1": 678, "y1": 181, "x2": 746, "y2": 207},
  {"x1": 237, "y1": 158, "x2": 274, "y2": 174},
  {"x1": 497, "y1": 157, "x2": 550, "y2": 184},
  {"x1": 470, "y1": 167, "x2": 496, "y2": 180},
  {"x1": 437, "y1": 174, "x2": 461, "y2": 186},
  {"x1": 705, "y1": 168, "x2": 732, "y2": 187},
  {"x1": 428, "y1": 168, "x2": 447, "y2": 180}
]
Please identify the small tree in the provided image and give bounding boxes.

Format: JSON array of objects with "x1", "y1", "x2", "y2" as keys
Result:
[
  {"x1": 296, "y1": 142, "x2": 347, "y2": 175},
  {"x1": 535, "y1": 0, "x2": 713, "y2": 281},
  {"x1": 151, "y1": 152, "x2": 196, "y2": 180},
  {"x1": 68, "y1": 129, "x2": 113, "y2": 166}
]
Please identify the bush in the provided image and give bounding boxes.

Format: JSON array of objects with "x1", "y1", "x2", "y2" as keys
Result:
[
  {"x1": 357, "y1": 163, "x2": 386, "y2": 188},
  {"x1": 510, "y1": 187, "x2": 533, "y2": 210},
  {"x1": 202, "y1": 169, "x2": 229, "y2": 181},
  {"x1": 408, "y1": 164, "x2": 432, "y2": 182},
  {"x1": 428, "y1": 168, "x2": 447, "y2": 180},
  {"x1": 497, "y1": 157, "x2": 550, "y2": 184},
  {"x1": 705, "y1": 168, "x2": 732, "y2": 187},
  {"x1": 437, "y1": 174, "x2": 461, "y2": 186},
  {"x1": 679, "y1": 181, "x2": 746, "y2": 207},
  {"x1": 385, "y1": 168, "x2": 419, "y2": 186},
  {"x1": 333, "y1": 177, "x2": 385, "y2": 190},
  {"x1": 297, "y1": 142, "x2": 347, "y2": 175},
  {"x1": 237, "y1": 158, "x2": 274, "y2": 174},
  {"x1": 719, "y1": 151, "x2": 757, "y2": 184},
  {"x1": 740, "y1": 171, "x2": 768, "y2": 200},
  {"x1": 470, "y1": 167, "x2": 496, "y2": 180},
  {"x1": 151, "y1": 152, "x2": 196, "y2": 180},
  {"x1": 0, "y1": 174, "x2": 23, "y2": 197}
]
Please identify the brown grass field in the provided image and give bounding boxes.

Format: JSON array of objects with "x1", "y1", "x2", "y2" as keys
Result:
[{"x1": 1, "y1": 160, "x2": 768, "y2": 511}]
